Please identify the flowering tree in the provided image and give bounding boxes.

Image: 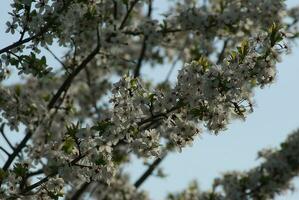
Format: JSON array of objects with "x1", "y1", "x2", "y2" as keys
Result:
[{"x1": 0, "y1": 0, "x2": 299, "y2": 199}]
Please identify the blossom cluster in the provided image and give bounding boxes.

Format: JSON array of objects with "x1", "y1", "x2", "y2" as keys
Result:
[{"x1": 0, "y1": 0, "x2": 298, "y2": 199}]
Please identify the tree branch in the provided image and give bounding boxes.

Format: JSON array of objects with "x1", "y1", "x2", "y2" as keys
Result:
[
  {"x1": 45, "y1": 46, "x2": 68, "y2": 72},
  {"x1": 47, "y1": 28, "x2": 101, "y2": 109},
  {"x1": 134, "y1": 153, "x2": 166, "y2": 188},
  {"x1": 0, "y1": 146, "x2": 10, "y2": 157},
  {"x1": 119, "y1": 0, "x2": 140, "y2": 30},
  {"x1": 2, "y1": 131, "x2": 32, "y2": 171},
  {"x1": 134, "y1": 36, "x2": 148, "y2": 77},
  {"x1": 216, "y1": 39, "x2": 229, "y2": 65},
  {"x1": 0, "y1": 32, "x2": 43, "y2": 54},
  {"x1": 133, "y1": 0, "x2": 152, "y2": 78},
  {"x1": 69, "y1": 182, "x2": 91, "y2": 200},
  {"x1": 0, "y1": 123, "x2": 15, "y2": 150}
]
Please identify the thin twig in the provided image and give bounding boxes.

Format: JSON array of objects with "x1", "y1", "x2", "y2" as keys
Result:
[
  {"x1": 0, "y1": 31, "x2": 43, "y2": 54},
  {"x1": 0, "y1": 123, "x2": 15, "y2": 150},
  {"x1": 0, "y1": 146, "x2": 10, "y2": 157},
  {"x1": 26, "y1": 169, "x2": 44, "y2": 178},
  {"x1": 45, "y1": 46, "x2": 68, "y2": 72}
]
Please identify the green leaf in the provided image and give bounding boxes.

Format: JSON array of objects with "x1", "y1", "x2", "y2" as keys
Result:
[
  {"x1": 94, "y1": 156, "x2": 107, "y2": 166},
  {"x1": 148, "y1": 93, "x2": 156, "y2": 102},
  {"x1": 230, "y1": 50, "x2": 238, "y2": 61},
  {"x1": 122, "y1": 0, "x2": 129, "y2": 5},
  {"x1": 0, "y1": 169, "x2": 7, "y2": 181},
  {"x1": 189, "y1": 106, "x2": 208, "y2": 120},
  {"x1": 92, "y1": 121, "x2": 113, "y2": 134},
  {"x1": 62, "y1": 137, "x2": 75, "y2": 154},
  {"x1": 13, "y1": 163, "x2": 28, "y2": 177},
  {"x1": 112, "y1": 153, "x2": 128, "y2": 165},
  {"x1": 40, "y1": 56, "x2": 47, "y2": 65},
  {"x1": 9, "y1": 58, "x2": 19, "y2": 66},
  {"x1": 130, "y1": 78, "x2": 138, "y2": 89},
  {"x1": 237, "y1": 40, "x2": 249, "y2": 62},
  {"x1": 66, "y1": 122, "x2": 80, "y2": 137},
  {"x1": 197, "y1": 56, "x2": 212, "y2": 71},
  {"x1": 14, "y1": 85, "x2": 21, "y2": 96},
  {"x1": 269, "y1": 23, "x2": 283, "y2": 46}
]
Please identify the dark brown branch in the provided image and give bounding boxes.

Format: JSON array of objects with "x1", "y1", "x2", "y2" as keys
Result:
[
  {"x1": 134, "y1": 36, "x2": 148, "y2": 77},
  {"x1": 2, "y1": 131, "x2": 32, "y2": 171},
  {"x1": 133, "y1": 0, "x2": 153, "y2": 78},
  {"x1": 69, "y1": 182, "x2": 91, "y2": 200},
  {"x1": 216, "y1": 39, "x2": 229, "y2": 65},
  {"x1": 137, "y1": 105, "x2": 180, "y2": 127},
  {"x1": 0, "y1": 123, "x2": 15, "y2": 150},
  {"x1": 134, "y1": 154, "x2": 166, "y2": 188},
  {"x1": 47, "y1": 29, "x2": 101, "y2": 109},
  {"x1": 21, "y1": 173, "x2": 54, "y2": 194},
  {"x1": 119, "y1": 0, "x2": 140, "y2": 30},
  {"x1": 0, "y1": 32, "x2": 43, "y2": 54},
  {"x1": 45, "y1": 46, "x2": 68, "y2": 72},
  {"x1": 0, "y1": 146, "x2": 10, "y2": 157},
  {"x1": 26, "y1": 169, "x2": 44, "y2": 179},
  {"x1": 84, "y1": 68, "x2": 100, "y2": 115}
]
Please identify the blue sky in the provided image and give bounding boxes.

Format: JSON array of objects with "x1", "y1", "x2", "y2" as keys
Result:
[{"x1": 1, "y1": 1, "x2": 299, "y2": 199}]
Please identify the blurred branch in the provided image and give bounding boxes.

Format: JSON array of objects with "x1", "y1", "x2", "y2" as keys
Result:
[
  {"x1": 69, "y1": 182, "x2": 91, "y2": 200},
  {"x1": 216, "y1": 39, "x2": 229, "y2": 65},
  {"x1": 134, "y1": 153, "x2": 166, "y2": 188},
  {"x1": 134, "y1": 0, "x2": 153, "y2": 77},
  {"x1": 119, "y1": 0, "x2": 140, "y2": 30},
  {"x1": 47, "y1": 28, "x2": 101, "y2": 109},
  {"x1": 0, "y1": 123, "x2": 15, "y2": 150}
]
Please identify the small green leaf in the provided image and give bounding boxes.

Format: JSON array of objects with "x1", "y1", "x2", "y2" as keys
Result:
[
  {"x1": 269, "y1": 23, "x2": 283, "y2": 46},
  {"x1": 237, "y1": 40, "x2": 249, "y2": 62},
  {"x1": 66, "y1": 122, "x2": 80, "y2": 137},
  {"x1": 94, "y1": 156, "x2": 107, "y2": 166},
  {"x1": 197, "y1": 56, "x2": 212, "y2": 71},
  {"x1": 92, "y1": 121, "x2": 113, "y2": 134},
  {"x1": 13, "y1": 163, "x2": 28, "y2": 177},
  {"x1": 130, "y1": 78, "x2": 138, "y2": 89},
  {"x1": 62, "y1": 137, "x2": 75, "y2": 154},
  {"x1": 0, "y1": 169, "x2": 7, "y2": 181},
  {"x1": 14, "y1": 85, "x2": 21, "y2": 96},
  {"x1": 189, "y1": 106, "x2": 208, "y2": 120}
]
